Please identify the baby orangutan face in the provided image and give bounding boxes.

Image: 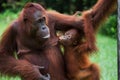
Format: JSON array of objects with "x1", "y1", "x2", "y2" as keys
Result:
[{"x1": 59, "y1": 29, "x2": 79, "y2": 46}]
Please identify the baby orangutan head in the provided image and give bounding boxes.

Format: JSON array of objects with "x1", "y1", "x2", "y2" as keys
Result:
[{"x1": 59, "y1": 29, "x2": 80, "y2": 46}]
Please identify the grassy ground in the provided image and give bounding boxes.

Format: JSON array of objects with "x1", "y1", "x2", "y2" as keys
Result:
[
  {"x1": 0, "y1": 11, "x2": 117, "y2": 80},
  {"x1": 91, "y1": 34, "x2": 117, "y2": 80}
]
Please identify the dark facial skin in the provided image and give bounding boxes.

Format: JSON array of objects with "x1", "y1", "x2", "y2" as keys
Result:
[
  {"x1": 33, "y1": 11, "x2": 50, "y2": 39},
  {"x1": 18, "y1": 10, "x2": 51, "y2": 49},
  {"x1": 21, "y1": 3, "x2": 50, "y2": 41}
]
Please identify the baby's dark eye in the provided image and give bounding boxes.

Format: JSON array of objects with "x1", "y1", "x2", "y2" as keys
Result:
[
  {"x1": 66, "y1": 35, "x2": 71, "y2": 39},
  {"x1": 68, "y1": 35, "x2": 71, "y2": 38}
]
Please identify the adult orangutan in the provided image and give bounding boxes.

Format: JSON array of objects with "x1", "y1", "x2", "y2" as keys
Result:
[
  {"x1": 0, "y1": 0, "x2": 116, "y2": 80},
  {"x1": 0, "y1": 2, "x2": 85, "y2": 80}
]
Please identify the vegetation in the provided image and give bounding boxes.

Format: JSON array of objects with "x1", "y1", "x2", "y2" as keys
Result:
[
  {"x1": 0, "y1": 0, "x2": 117, "y2": 79},
  {"x1": 0, "y1": 10, "x2": 117, "y2": 80},
  {"x1": 0, "y1": 0, "x2": 117, "y2": 38},
  {"x1": 99, "y1": 15, "x2": 117, "y2": 38},
  {"x1": 91, "y1": 34, "x2": 117, "y2": 80},
  {"x1": 0, "y1": 0, "x2": 97, "y2": 13},
  {"x1": 0, "y1": 10, "x2": 19, "y2": 36}
]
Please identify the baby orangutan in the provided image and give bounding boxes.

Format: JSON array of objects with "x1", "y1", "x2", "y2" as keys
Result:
[{"x1": 59, "y1": 29, "x2": 100, "y2": 80}]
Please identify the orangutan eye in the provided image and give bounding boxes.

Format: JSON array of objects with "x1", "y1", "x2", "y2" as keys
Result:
[
  {"x1": 42, "y1": 17, "x2": 46, "y2": 21},
  {"x1": 37, "y1": 17, "x2": 46, "y2": 23},
  {"x1": 37, "y1": 19, "x2": 42, "y2": 23}
]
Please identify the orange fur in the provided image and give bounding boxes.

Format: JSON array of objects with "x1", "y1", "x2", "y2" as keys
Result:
[
  {"x1": 75, "y1": 10, "x2": 97, "y2": 54},
  {"x1": 74, "y1": 0, "x2": 116, "y2": 53},
  {"x1": 0, "y1": 0, "x2": 116, "y2": 80},
  {"x1": 92, "y1": 0, "x2": 117, "y2": 31},
  {"x1": 59, "y1": 29, "x2": 100, "y2": 80}
]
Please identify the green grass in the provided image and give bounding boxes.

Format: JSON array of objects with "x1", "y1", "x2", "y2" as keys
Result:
[
  {"x1": 0, "y1": 10, "x2": 18, "y2": 35},
  {"x1": 0, "y1": 75, "x2": 20, "y2": 80},
  {"x1": 90, "y1": 34, "x2": 117, "y2": 80},
  {"x1": 0, "y1": 11, "x2": 117, "y2": 80}
]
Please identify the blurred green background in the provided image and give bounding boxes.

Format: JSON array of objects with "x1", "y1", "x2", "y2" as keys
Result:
[{"x1": 0, "y1": 0, "x2": 117, "y2": 80}]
